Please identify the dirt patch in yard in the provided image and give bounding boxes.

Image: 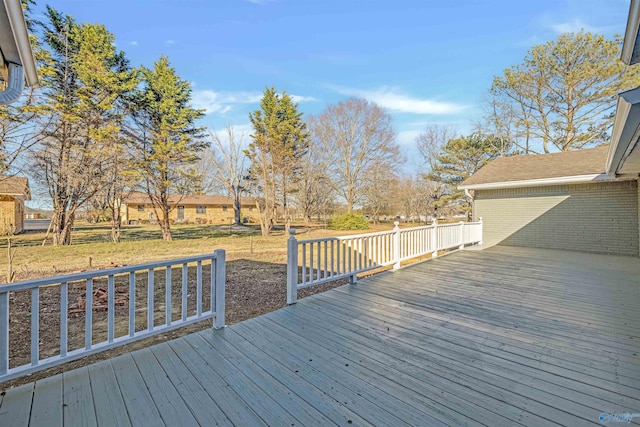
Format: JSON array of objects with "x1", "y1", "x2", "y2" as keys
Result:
[{"x1": 1, "y1": 257, "x2": 348, "y2": 390}]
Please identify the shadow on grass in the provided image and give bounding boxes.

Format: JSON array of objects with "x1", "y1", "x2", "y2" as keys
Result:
[{"x1": 2, "y1": 224, "x2": 262, "y2": 247}]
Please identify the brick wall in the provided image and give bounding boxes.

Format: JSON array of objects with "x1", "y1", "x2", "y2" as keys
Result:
[
  {"x1": 122, "y1": 203, "x2": 257, "y2": 224},
  {"x1": 0, "y1": 196, "x2": 23, "y2": 234},
  {"x1": 474, "y1": 180, "x2": 639, "y2": 256}
]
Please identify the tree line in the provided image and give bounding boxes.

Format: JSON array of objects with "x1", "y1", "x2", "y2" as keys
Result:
[{"x1": 1, "y1": 2, "x2": 638, "y2": 244}]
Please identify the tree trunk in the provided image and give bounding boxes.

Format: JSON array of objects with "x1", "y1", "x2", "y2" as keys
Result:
[
  {"x1": 110, "y1": 206, "x2": 121, "y2": 243},
  {"x1": 233, "y1": 195, "x2": 241, "y2": 225},
  {"x1": 161, "y1": 208, "x2": 172, "y2": 241},
  {"x1": 51, "y1": 205, "x2": 74, "y2": 246},
  {"x1": 256, "y1": 200, "x2": 272, "y2": 237}
]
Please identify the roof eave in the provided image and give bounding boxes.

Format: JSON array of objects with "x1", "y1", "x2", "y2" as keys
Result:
[
  {"x1": 622, "y1": 0, "x2": 640, "y2": 65},
  {"x1": 606, "y1": 87, "x2": 640, "y2": 175},
  {"x1": 0, "y1": 0, "x2": 38, "y2": 105},
  {"x1": 458, "y1": 173, "x2": 635, "y2": 191}
]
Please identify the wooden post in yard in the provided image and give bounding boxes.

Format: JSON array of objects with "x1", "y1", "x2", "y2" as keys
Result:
[
  {"x1": 459, "y1": 221, "x2": 465, "y2": 250},
  {"x1": 478, "y1": 217, "x2": 483, "y2": 245}
]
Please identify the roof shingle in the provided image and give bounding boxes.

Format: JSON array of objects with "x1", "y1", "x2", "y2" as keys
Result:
[
  {"x1": 0, "y1": 176, "x2": 30, "y2": 199},
  {"x1": 460, "y1": 146, "x2": 610, "y2": 188}
]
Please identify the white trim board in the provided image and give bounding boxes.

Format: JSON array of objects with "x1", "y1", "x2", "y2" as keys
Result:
[{"x1": 458, "y1": 173, "x2": 637, "y2": 191}]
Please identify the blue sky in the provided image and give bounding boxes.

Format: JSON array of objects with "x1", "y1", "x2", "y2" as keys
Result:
[{"x1": 36, "y1": 0, "x2": 630, "y2": 169}]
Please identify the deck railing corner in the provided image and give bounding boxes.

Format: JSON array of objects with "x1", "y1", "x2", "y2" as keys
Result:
[{"x1": 286, "y1": 220, "x2": 482, "y2": 304}]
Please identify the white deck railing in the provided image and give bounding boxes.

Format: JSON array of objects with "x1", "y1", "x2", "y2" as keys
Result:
[
  {"x1": 287, "y1": 219, "x2": 482, "y2": 304},
  {"x1": 0, "y1": 250, "x2": 226, "y2": 382}
]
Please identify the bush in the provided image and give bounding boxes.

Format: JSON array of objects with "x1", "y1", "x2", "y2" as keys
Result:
[{"x1": 328, "y1": 213, "x2": 370, "y2": 230}]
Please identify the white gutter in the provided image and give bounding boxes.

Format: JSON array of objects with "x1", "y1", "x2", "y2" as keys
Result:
[
  {"x1": 0, "y1": 0, "x2": 38, "y2": 105},
  {"x1": 458, "y1": 173, "x2": 634, "y2": 191},
  {"x1": 606, "y1": 87, "x2": 640, "y2": 175},
  {"x1": 622, "y1": 0, "x2": 640, "y2": 65}
]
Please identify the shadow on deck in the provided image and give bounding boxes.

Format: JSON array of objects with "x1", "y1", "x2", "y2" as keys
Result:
[{"x1": 1, "y1": 245, "x2": 639, "y2": 426}]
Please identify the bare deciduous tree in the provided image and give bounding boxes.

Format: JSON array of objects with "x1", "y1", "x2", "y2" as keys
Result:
[
  {"x1": 415, "y1": 124, "x2": 458, "y2": 172},
  {"x1": 362, "y1": 164, "x2": 398, "y2": 222},
  {"x1": 197, "y1": 126, "x2": 248, "y2": 225},
  {"x1": 308, "y1": 98, "x2": 403, "y2": 214},
  {"x1": 295, "y1": 133, "x2": 333, "y2": 224}
]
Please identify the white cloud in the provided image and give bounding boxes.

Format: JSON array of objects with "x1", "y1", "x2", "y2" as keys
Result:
[
  {"x1": 329, "y1": 85, "x2": 468, "y2": 115},
  {"x1": 396, "y1": 130, "x2": 422, "y2": 146},
  {"x1": 290, "y1": 94, "x2": 317, "y2": 103},
  {"x1": 129, "y1": 41, "x2": 139, "y2": 46},
  {"x1": 192, "y1": 90, "x2": 315, "y2": 115},
  {"x1": 549, "y1": 18, "x2": 599, "y2": 34},
  {"x1": 165, "y1": 40, "x2": 176, "y2": 46}
]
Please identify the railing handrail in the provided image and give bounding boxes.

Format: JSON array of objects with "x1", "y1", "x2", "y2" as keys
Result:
[
  {"x1": 297, "y1": 228, "x2": 397, "y2": 245},
  {"x1": 0, "y1": 253, "x2": 222, "y2": 292},
  {"x1": 295, "y1": 221, "x2": 482, "y2": 247}
]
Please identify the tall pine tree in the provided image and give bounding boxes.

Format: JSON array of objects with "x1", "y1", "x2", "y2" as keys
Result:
[
  {"x1": 247, "y1": 87, "x2": 308, "y2": 235},
  {"x1": 33, "y1": 8, "x2": 136, "y2": 245},
  {"x1": 127, "y1": 56, "x2": 205, "y2": 241},
  {"x1": 427, "y1": 134, "x2": 501, "y2": 217}
]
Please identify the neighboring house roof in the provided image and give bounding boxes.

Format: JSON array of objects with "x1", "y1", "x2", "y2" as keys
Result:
[
  {"x1": 459, "y1": 146, "x2": 619, "y2": 190},
  {"x1": 0, "y1": 0, "x2": 38, "y2": 104},
  {"x1": 0, "y1": 176, "x2": 30, "y2": 200},
  {"x1": 122, "y1": 192, "x2": 257, "y2": 206}
]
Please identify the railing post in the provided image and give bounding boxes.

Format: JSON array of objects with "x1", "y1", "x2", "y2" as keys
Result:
[
  {"x1": 393, "y1": 221, "x2": 401, "y2": 270},
  {"x1": 0, "y1": 292, "x2": 8, "y2": 376},
  {"x1": 478, "y1": 217, "x2": 483, "y2": 245},
  {"x1": 459, "y1": 221, "x2": 465, "y2": 250},
  {"x1": 287, "y1": 229, "x2": 298, "y2": 305},
  {"x1": 214, "y1": 249, "x2": 226, "y2": 328},
  {"x1": 431, "y1": 219, "x2": 438, "y2": 258}
]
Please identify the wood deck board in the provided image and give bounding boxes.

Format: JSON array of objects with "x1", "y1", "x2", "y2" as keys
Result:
[
  {"x1": 289, "y1": 294, "x2": 630, "y2": 421},
  {"x1": 164, "y1": 338, "x2": 268, "y2": 427},
  {"x1": 320, "y1": 287, "x2": 640, "y2": 394},
  {"x1": 86, "y1": 360, "x2": 131, "y2": 427},
  {"x1": 29, "y1": 373, "x2": 63, "y2": 427},
  {"x1": 268, "y1": 302, "x2": 600, "y2": 426},
  {"x1": 200, "y1": 327, "x2": 374, "y2": 426},
  {"x1": 147, "y1": 343, "x2": 234, "y2": 427},
  {"x1": 181, "y1": 332, "x2": 321, "y2": 427},
  {"x1": 1, "y1": 246, "x2": 638, "y2": 426},
  {"x1": 257, "y1": 311, "x2": 534, "y2": 427},
  {"x1": 322, "y1": 286, "x2": 640, "y2": 385},
  {"x1": 62, "y1": 368, "x2": 97, "y2": 427},
  {"x1": 193, "y1": 329, "x2": 339, "y2": 427},
  {"x1": 129, "y1": 348, "x2": 200, "y2": 427},
  {"x1": 0, "y1": 382, "x2": 33, "y2": 427},
  {"x1": 110, "y1": 353, "x2": 164, "y2": 427}
]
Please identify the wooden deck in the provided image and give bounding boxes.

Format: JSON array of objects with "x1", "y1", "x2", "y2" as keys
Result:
[{"x1": 1, "y1": 245, "x2": 639, "y2": 426}]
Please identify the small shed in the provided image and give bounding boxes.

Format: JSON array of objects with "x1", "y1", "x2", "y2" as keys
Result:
[
  {"x1": 0, "y1": 176, "x2": 31, "y2": 234},
  {"x1": 459, "y1": 146, "x2": 639, "y2": 256}
]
